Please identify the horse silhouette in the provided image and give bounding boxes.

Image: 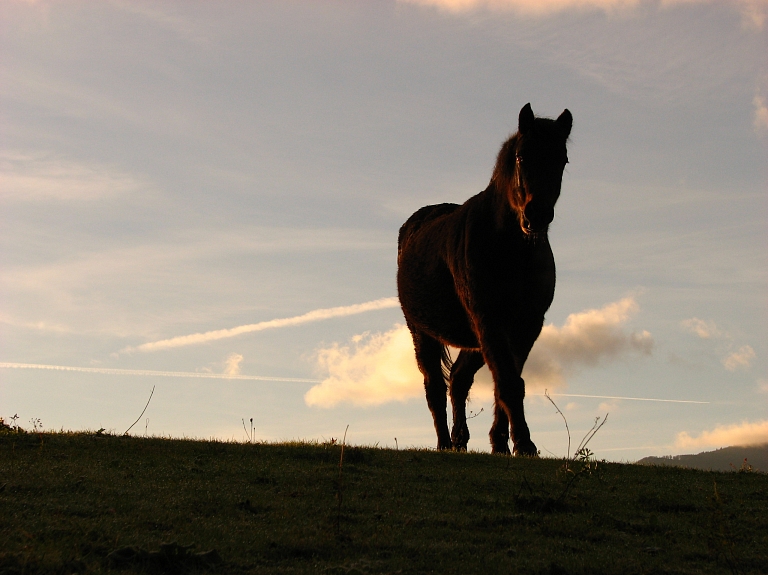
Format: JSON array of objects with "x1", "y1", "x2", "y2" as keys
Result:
[{"x1": 397, "y1": 103, "x2": 572, "y2": 456}]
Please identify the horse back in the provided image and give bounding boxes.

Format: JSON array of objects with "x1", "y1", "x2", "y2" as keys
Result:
[
  {"x1": 397, "y1": 201, "x2": 481, "y2": 348},
  {"x1": 398, "y1": 203, "x2": 461, "y2": 256}
]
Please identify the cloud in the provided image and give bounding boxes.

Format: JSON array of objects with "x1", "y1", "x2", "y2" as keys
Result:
[
  {"x1": 0, "y1": 362, "x2": 320, "y2": 383},
  {"x1": 1, "y1": 226, "x2": 392, "y2": 340},
  {"x1": 399, "y1": 0, "x2": 640, "y2": 15},
  {"x1": 523, "y1": 297, "x2": 653, "y2": 388},
  {"x1": 738, "y1": 0, "x2": 768, "y2": 29},
  {"x1": 598, "y1": 401, "x2": 620, "y2": 412},
  {"x1": 307, "y1": 297, "x2": 652, "y2": 407},
  {"x1": 399, "y1": 0, "x2": 767, "y2": 27},
  {"x1": 224, "y1": 353, "x2": 243, "y2": 376},
  {"x1": 109, "y1": 0, "x2": 201, "y2": 41},
  {"x1": 679, "y1": 317, "x2": 757, "y2": 372},
  {"x1": 681, "y1": 317, "x2": 721, "y2": 339},
  {"x1": 722, "y1": 345, "x2": 756, "y2": 371},
  {"x1": 305, "y1": 326, "x2": 422, "y2": 408},
  {"x1": 126, "y1": 297, "x2": 400, "y2": 353},
  {"x1": 0, "y1": 152, "x2": 144, "y2": 202},
  {"x1": 0, "y1": 314, "x2": 72, "y2": 334},
  {"x1": 754, "y1": 95, "x2": 768, "y2": 133},
  {"x1": 676, "y1": 419, "x2": 768, "y2": 448}
]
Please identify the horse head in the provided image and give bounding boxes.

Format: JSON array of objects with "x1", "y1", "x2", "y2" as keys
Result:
[{"x1": 492, "y1": 103, "x2": 572, "y2": 236}]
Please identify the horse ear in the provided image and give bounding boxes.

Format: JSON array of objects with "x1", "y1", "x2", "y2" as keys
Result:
[
  {"x1": 518, "y1": 103, "x2": 535, "y2": 134},
  {"x1": 556, "y1": 109, "x2": 572, "y2": 138}
]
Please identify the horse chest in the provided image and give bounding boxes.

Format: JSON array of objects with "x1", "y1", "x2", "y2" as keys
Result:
[
  {"x1": 477, "y1": 240, "x2": 556, "y2": 313},
  {"x1": 522, "y1": 245, "x2": 556, "y2": 295},
  {"x1": 518, "y1": 260, "x2": 556, "y2": 312}
]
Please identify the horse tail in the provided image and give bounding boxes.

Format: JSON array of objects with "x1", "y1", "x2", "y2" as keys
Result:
[{"x1": 440, "y1": 344, "x2": 453, "y2": 382}]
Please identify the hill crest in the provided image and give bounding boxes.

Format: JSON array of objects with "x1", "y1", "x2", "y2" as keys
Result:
[{"x1": 637, "y1": 444, "x2": 768, "y2": 472}]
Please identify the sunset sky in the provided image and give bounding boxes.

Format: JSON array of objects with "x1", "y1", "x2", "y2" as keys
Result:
[{"x1": 1, "y1": 0, "x2": 766, "y2": 461}]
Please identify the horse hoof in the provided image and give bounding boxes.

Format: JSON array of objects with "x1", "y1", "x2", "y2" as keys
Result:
[
  {"x1": 491, "y1": 443, "x2": 511, "y2": 455},
  {"x1": 451, "y1": 426, "x2": 470, "y2": 451},
  {"x1": 513, "y1": 440, "x2": 538, "y2": 457},
  {"x1": 451, "y1": 435, "x2": 468, "y2": 451},
  {"x1": 437, "y1": 438, "x2": 453, "y2": 451}
]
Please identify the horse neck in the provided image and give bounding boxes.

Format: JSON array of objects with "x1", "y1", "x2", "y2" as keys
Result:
[{"x1": 486, "y1": 181, "x2": 536, "y2": 243}]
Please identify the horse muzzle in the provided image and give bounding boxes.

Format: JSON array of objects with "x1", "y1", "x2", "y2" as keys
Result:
[{"x1": 523, "y1": 202, "x2": 555, "y2": 234}]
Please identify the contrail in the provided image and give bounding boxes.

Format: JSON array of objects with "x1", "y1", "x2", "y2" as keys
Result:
[
  {"x1": 0, "y1": 363, "x2": 708, "y2": 403},
  {"x1": 534, "y1": 393, "x2": 709, "y2": 404},
  {"x1": 0, "y1": 362, "x2": 322, "y2": 383},
  {"x1": 124, "y1": 297, "x2": 400, "y2": 353}
]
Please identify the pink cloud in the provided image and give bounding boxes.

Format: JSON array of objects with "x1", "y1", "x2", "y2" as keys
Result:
[{"x1": 676, "y1": 420, "x2": 768, "y2": 448}]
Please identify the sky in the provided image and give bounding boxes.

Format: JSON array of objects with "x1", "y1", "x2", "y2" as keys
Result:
[{"x1": 1, "y1": 0, "x2": 766, "y2": 462}]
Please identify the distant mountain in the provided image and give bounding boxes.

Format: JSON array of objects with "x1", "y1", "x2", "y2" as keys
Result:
[{"x1": 637, "y1": 444, "x2": 768, "y2": 472}]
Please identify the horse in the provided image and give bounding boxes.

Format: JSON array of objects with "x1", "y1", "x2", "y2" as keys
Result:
[{"x1": 397, "y1": 103, "x2": 572, "y2": 456}]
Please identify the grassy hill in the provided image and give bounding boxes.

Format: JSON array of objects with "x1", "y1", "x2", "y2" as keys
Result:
[
  {"x1": 1, "y1": 429, "x2": 766, "y2": 574},
  {"x1": 637, "y1": 444, "x2": 768, "y2": 473}
]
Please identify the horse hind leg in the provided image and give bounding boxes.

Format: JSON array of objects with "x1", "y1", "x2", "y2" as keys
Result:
[
  {"x1": 410, "y1": 327, "x2": 452, "y2": 450},
  {"x1": 449, "y1": 350, "x2": 484, "y2": 451}
]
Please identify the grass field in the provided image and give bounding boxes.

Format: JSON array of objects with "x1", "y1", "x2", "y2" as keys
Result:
[{"x1": 1, "y1": 427, "x2": 766, "y2": 574}]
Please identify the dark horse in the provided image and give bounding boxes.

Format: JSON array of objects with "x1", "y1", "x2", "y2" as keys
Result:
[{"x1": 397, "y1": 104, "x2": 572, "y2": 456}]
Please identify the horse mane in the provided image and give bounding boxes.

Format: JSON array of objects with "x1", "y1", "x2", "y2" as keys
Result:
[
  {"x1": 489, "y1": 133, "x2": 525, "y2": 229},
  {"x1": 490, "y1": 132, "x2": 521, "y2": 194}
]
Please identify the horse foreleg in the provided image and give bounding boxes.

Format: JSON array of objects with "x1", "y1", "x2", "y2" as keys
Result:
[
  {"x1": 411, "y1": 329, "x2": 452, "y2": 450},
  {"x1": 449, "y1": 350, "x2": 484, "y2": 451},
  {"x1": 489, "y1": 403, "x2": 511, "y2": 455},
  {"x1": 496, "y1": 377, "x2": 537, "y2": 457},
  {"x1": 481, "y1": 342, "x2": 538, "y2": 457}
]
